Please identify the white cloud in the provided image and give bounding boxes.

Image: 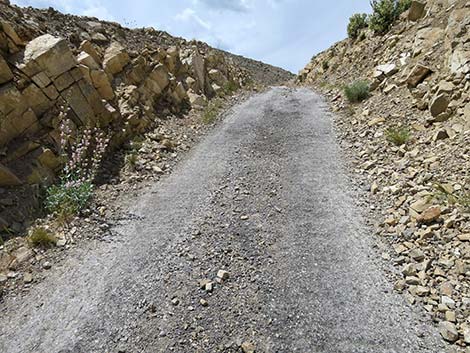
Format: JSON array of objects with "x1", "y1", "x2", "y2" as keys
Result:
[
  {"x1": 194, "y1": 0, "x2": 251, "y2": 12},
  {"x1": 175, "y1": 8, "x2": 211, "y2": 30}
]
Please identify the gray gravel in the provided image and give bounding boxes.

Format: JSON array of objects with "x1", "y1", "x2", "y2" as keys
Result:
[{"x1": 0, "y1": 87, "x2": 445, "y2": 353}]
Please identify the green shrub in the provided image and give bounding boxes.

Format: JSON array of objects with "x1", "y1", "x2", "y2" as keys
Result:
[
  {"x1": 385, "y1": 126, "x2": 410, "y2": 146},
  {"x1": 45, "y1": 177, "x2": 94, "y2": 222},
  {"x1": 223, "y1": 81, "x2": 239, "y2": 95},
  {"x1": 347, "y1": 13, "x2": 369, "y2": 39},
  {"x1": 202, "y1": 99, "x2": 224, "y2": 124},
  {"x1": 28, "y1": 227, "x2": 56, "y2": 248},
  {"x1": 322, "y1": 60, "x2": 329, "y2": 70},
  {"x1": 344, "y1": 80, "x2": 370, "y2": 103},
  {"x1": 369, "y1": 0, "x2": 411, "y2": 34}
]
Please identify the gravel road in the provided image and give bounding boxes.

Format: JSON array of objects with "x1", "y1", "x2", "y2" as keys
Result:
[{"x1": 0, "y1": 87, "x2": 445, "y2": 353}]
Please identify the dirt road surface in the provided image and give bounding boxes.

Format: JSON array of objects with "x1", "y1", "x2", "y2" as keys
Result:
[{"x1": 0, "y1": 87, "x2": 444, "y2": 353}]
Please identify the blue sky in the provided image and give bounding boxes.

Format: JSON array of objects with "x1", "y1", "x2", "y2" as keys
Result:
[{"x1": 12, "y1": 0, "x2": 371, "y2": 73}]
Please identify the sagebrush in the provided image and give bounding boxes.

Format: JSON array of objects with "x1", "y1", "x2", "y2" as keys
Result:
[
  {"x1": 344, "y1": 81, "x2": 370, "y2": 103},
  {"x1": 28, "y1": 227, "x2": 57, "y2": 248},
  {"x1": 385, "y1": 126, "x2": 410, "y2": 146}
]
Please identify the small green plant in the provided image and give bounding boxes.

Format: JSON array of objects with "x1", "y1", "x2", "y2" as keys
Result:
[
  {"x1": 434, "y1": 182, "x2": 470, "y2": 212},
  {"x1": 369, "y1": 0, "x2": 411, "y2": 34},
  {"x1": 125, "y1": 152, "x2": 138, "y2": 170},
  {"x1": 344, "y1": 80, "x2": 370, "y2": 103},
  {"x1": 46, "y1": 178, "x2": 94, "y2": 222},
  {"x1": 28, "y1": 227, "x2": 56, "y2": 248},
  {"x1": 322, "y1": 60, "x2": 329, "y2": 70},
  {"x1": 223, "y1": 81, "x2": 239, "y2": 95},
  {"x1": 385, "y1": 126, "x2": 411, "y2": 146},
  {"x1": 347, "y1": 13, "x2": 369, "y2": 39},
  {"x1": 202, "y1": 99, "x2": 224, "y2": 124}
]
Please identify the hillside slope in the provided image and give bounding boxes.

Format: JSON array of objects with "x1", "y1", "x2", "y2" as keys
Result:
[
  {"x1": 0, "y1": 1, "x2": 293, "y2": 232},
  {"x1": 298, "y1": 0, "x2": 469, "y2": 348}
]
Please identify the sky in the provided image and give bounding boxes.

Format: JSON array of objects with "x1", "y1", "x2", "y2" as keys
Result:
[{"x1": 11, "y1": 0, "x2": 372, "y2": 73}]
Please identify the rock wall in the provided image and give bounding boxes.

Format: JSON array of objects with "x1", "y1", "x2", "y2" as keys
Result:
[
  {"x1": 298, "y1": 0, "x2": 470, "y2": 347},
  {"x1": 0, "y1": 1, "x2": 291, "y2": 231},
  {"x1": 299, "y1": 0, "x2": 469, "y2": 127}
]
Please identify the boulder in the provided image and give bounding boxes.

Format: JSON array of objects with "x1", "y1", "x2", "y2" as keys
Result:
[
  {"x1": 1, "y1": 21, "x2": 24, "y2": 46},
  {"x1": 188, "y1": 90, "x2": 206, "y2": 108},
  {"x1": 430, "y1": 94, "x2": 449, "y2": 117},
  {"x1": 103, "y1": 42, "x2": 129, "y2": 75},
  {"x1": 21, "y1": 83, "x2": 51, "y2": 116},
  {"x1": 90, "y1": 69, "x2": 114, "y2": 100},
  {"x1": 171, "y1": 81, "x2": 188, "y2": 104},
  {"x1": 77, "y1": 51, "x2": 99, "y2": 69},
  {"x1": 21, "y1": 34, "x2": 77, "y2": 78},
  {"x1": 0, "y1": 82, "x2": 27, "y2": 117},
  {"x1": 147, "y1": 64, "x2": 169, "y2": 92},
  {"x1": 439, "y1": 321, "x2": 459, "y2": 342},
  {"x1": 408, "y1": 1, "x2": 426, "y2": 21},
  {"x1": 376, "y1": 63, "x2": 398, "y2": 77},
  {"x1": 61, "y1": 83, "x2": 96, "y2": 125},
  {"x1": 208, "y1": 69, "x2": 228, "y2": 85},
  {"x1": 185, "y1": 52, "x2": 206, "y2": 93},
  {"x1": 413, "y1": 28, "x2": 444, "y2": 56},
  {"x1": 449, "y1": 47, "x2": 470, "y2": 75},
  {"x1": 79, "y1": 40, "x2": 101, "y2": 64},
  {"x1": 405, "y1": 64, "x2": 432, "y2": 88},
  {"x1": 37, "y1": 148, "x2": 61, "y2": 170},
  {"x1": 0, "y1": 54, "x2": 13, "y2": 84},
  {"x1": 0, "y1": 163, "x2": 22, "y2": 186}
]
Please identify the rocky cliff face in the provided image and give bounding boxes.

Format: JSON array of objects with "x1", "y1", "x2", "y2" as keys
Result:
[
  {"x1": 0, "y1": 1, "x2": 293, "y2": 230},
  {"x1": 299, "y1": 0, "x2": 470, "y2": 347}
]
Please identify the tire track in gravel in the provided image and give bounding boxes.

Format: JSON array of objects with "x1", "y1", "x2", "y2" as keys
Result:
[{"x1": 0, "y1": 87, "x2": 445, "y2": 353}]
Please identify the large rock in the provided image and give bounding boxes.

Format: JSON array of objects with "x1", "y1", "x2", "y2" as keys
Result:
[
  {"x1": 21, "y1": 34, "x2": 77, "y2": 78},
  {"x1": 79, "y1": 40, "x2": 101, "y2": 64},
  {"x1": 90, "y1": 69, "x2": 114, "y2": 100},
  {"x1": 439, "y1": 321, "x2": 459, "y2": 342},
  {"x1": 21, "y1": 83, "x2": 51, "y2": 116},
  {"x1": 430, "y1": 94, "x2": 449, "y2": 117},
  {"x1": 184, "y1": 52, "x2": 206, "y2": 93},
  {"x1": 0, "y1": 82, "x2": 26, "y2": 117},
  {"x1": 103, "y1": 42, "x2": 129, "y2": 75},
  {"x1": 0, "y1": 54, "x2": 13, "y2": 84},
  {"x1": 0, "y1": 163, "x2": 22, "y2": 186},
  {"x1": 405, "y1": 64, "x2": 432, "y2": 88},
  {"x1": 143, "y1": 64, "x2": 170, "y2": 96},
  {"x1": 77, "y1": 51, "x2": 99, "y2": 70},
  {"x1": 449, "y1": 47, "x2": 470, "y2": 75},
  {"x1": 208, "y1": 69, "x2": 228, "y2": 85},
  {"x1": 408, "y1": 1, "x2": 426, "y2": 21},
  {"x1": 1, "y1": 21, "x2": 24, "y2": 46},
  {"x1": 413, "y1": 28, "x2": 444, "y2": 56}
]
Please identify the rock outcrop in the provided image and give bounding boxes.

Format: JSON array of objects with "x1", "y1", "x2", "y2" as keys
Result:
[
  {"x1": 298, "y1": 0, "x2": 469, "y2": 349},
  {"x1": 0, "y1": 2, "x2": 293, "y2": 230}
]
